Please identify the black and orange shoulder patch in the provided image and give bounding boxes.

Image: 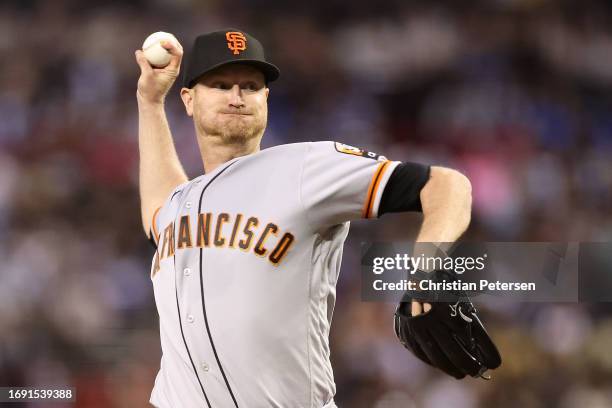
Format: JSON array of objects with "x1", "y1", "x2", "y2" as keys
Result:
[{"x1": 334, "y1": 142, "x2": 386, "y2": 161}]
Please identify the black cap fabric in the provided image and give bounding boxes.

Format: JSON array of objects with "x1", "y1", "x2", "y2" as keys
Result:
[{"x1": 182, "y1": 28, "x2": 280, "y2": 88}]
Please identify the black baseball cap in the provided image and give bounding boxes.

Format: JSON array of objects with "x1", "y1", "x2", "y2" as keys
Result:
[{"x1": 182, "y1": 28, "x2": 280, "y2": 88}]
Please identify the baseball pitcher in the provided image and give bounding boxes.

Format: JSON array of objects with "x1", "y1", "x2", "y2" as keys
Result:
[{"x1": 134, "y1": 28, "x2": 501, "y2": 408}]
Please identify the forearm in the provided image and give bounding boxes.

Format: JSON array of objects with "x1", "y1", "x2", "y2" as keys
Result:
[
  {"x1": 138, "y1": 98, "x2": 188, "y2": 235},
  {"x1": 409, "y1": 167, "x2": 471, "y2": 312},
  {"x1": 415, "y1": 166, "x2": 472, "y2": 256}
]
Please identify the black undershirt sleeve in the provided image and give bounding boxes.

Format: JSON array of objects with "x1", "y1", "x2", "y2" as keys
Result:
[{"x1": 379, "y1": 162, "x2": 431, "y2": 215}]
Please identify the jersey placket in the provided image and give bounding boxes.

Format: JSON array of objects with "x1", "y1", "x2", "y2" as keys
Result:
[
  {"x1": 168, "y1": 180, "x2": 212, "y2": 407},
  {"x1": 175, "y1": 165, "x2": 241, "y2": 408}
]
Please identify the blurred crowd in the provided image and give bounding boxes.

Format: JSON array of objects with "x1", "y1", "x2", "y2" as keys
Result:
[{"x1": 1, "y1": 0, "x2": 612, "y2": 406}]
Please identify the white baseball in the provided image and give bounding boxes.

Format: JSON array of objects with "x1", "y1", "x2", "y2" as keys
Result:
[{"x1": 142, "y1": 32, "x2": 178, "y2": 68}]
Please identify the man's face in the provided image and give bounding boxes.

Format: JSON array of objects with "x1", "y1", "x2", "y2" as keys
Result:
[{"x1": 182, "y1": 64, "x2": 269, "y2": 144}]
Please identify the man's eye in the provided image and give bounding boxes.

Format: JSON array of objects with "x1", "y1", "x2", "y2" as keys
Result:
[
  {"x1": 243, "y1": 83, "x2": 259, "y2": 91},
  {"x1": 213, "y1": 83, "x2": 230, "y2": 90}
]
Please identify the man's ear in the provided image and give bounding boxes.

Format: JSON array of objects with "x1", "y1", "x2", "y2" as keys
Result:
[
  {"x1": 265, "y1": 87, "x2": 269, "y2": 99},
  {"x1": 180, "y1": 87, "x2": 194, "y2": 117}
]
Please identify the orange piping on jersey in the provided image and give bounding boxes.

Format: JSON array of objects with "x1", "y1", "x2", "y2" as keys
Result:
[
  {"x1": 362, "y1": 161, "x2": 390, "y2": 219},
  {"x1": 151, "y1": 207, "x2": 161, "y2": 243}
]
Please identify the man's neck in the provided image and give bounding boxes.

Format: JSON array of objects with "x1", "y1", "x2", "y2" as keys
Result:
[{"x1": 198, "y1": 136, "x2": 261, "y2": 174}]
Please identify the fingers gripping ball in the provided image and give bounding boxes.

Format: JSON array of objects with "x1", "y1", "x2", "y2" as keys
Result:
[{"x1": 142, "y1": 32, "x2": 178, "y2": 68}]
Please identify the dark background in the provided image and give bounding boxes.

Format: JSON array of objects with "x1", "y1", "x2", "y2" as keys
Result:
[{"x1": 1, "y1": 0, "x2": 611, "y2": 406}]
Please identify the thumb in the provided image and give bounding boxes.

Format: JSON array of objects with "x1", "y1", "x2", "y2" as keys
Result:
[{"x1": 134, "y1": 50, "x2": 153, "y2": 74}]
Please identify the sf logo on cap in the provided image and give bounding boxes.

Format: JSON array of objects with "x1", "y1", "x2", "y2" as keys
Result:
[{"x1": 226, "y1": 31, "x2": 247, "y2": 55}]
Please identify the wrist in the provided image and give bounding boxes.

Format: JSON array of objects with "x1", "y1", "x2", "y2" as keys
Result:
[{"x1": 136, "y1": 90, "x2": 166, "y2": 108}]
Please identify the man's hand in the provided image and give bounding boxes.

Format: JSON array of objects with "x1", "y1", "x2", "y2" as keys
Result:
[
  {"x1": 135, "y1": 40, "x2": 183, "y2": 105},
  {"x1": 411, "y1": 300, "x2": 431, "y2": 315},
  {"x1": 394, "y1": 270, "x2": 502, "y2": 379}
]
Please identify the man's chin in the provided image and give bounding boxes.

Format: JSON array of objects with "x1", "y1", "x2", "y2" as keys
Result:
[
  {"x1": 219, "y1": 132, "x2": 253, "y2": 144},
  {"x1": 201, "y1": 119, "x2": 266, "y2": 145},
  {"x1": 220, "y1": 126, "x2": 264, "y2": 144}
]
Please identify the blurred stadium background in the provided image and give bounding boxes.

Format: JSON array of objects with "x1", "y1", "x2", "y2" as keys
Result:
[{"x1": 1, "y1": 0, "x2": 612, "y2": 407}]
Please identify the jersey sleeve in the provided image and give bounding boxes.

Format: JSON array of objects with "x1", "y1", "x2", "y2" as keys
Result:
[
  {"x1": 148, "y1": 206, "x2": 162, "y2": 249},
  {"x1": 300, "y1": 141, "x2": 401, "y2": 227},
  {"x1": 147, "y1": 178, "x2": 193, "y2": 249}
]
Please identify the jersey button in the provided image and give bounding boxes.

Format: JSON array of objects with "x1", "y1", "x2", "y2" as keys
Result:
[
  {"x1": 185, "y1": 202, "x2": 192, "y2": 209},
  {"x1": 187, "y1": 314, "x2": 195, "y2": 323},
  {"x1": 183, "y1": 268, "x2": 191, "y2": 276},
  {"x1": 201, "y1": 363, "x2": 209, "y2": 372}
]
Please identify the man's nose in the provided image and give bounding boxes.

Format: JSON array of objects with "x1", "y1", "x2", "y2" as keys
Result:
[{"x1": 228, "y1": 84, "x2": 245, "y2": 108}]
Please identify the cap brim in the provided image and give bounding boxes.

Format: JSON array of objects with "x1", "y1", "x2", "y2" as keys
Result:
[{"x1": 185, "y1": 59, "x2": 280, "y2": 88}]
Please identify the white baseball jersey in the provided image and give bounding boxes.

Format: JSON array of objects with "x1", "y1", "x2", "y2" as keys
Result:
[{"x1": 148, "y1": 141, "x2": 399, "y2": 408}]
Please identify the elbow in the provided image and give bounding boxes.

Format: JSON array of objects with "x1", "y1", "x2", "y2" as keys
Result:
[{"x1": 453, "y1": 170, "x2": 472, "y2": 232}]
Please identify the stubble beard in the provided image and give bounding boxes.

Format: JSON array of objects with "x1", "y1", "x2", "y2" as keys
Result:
[{"x1": 200, "y1": 113, "x2": 267, "y2": 145}]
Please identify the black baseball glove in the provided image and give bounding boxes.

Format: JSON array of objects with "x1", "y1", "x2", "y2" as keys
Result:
[{"x1": 394, "y1": 270, "x2": 502, "y2": 379}]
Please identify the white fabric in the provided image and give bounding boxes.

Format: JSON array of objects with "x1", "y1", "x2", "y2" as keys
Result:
[{"x1": 148, "y1": 142, "x2": 396, "y2": 407}]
